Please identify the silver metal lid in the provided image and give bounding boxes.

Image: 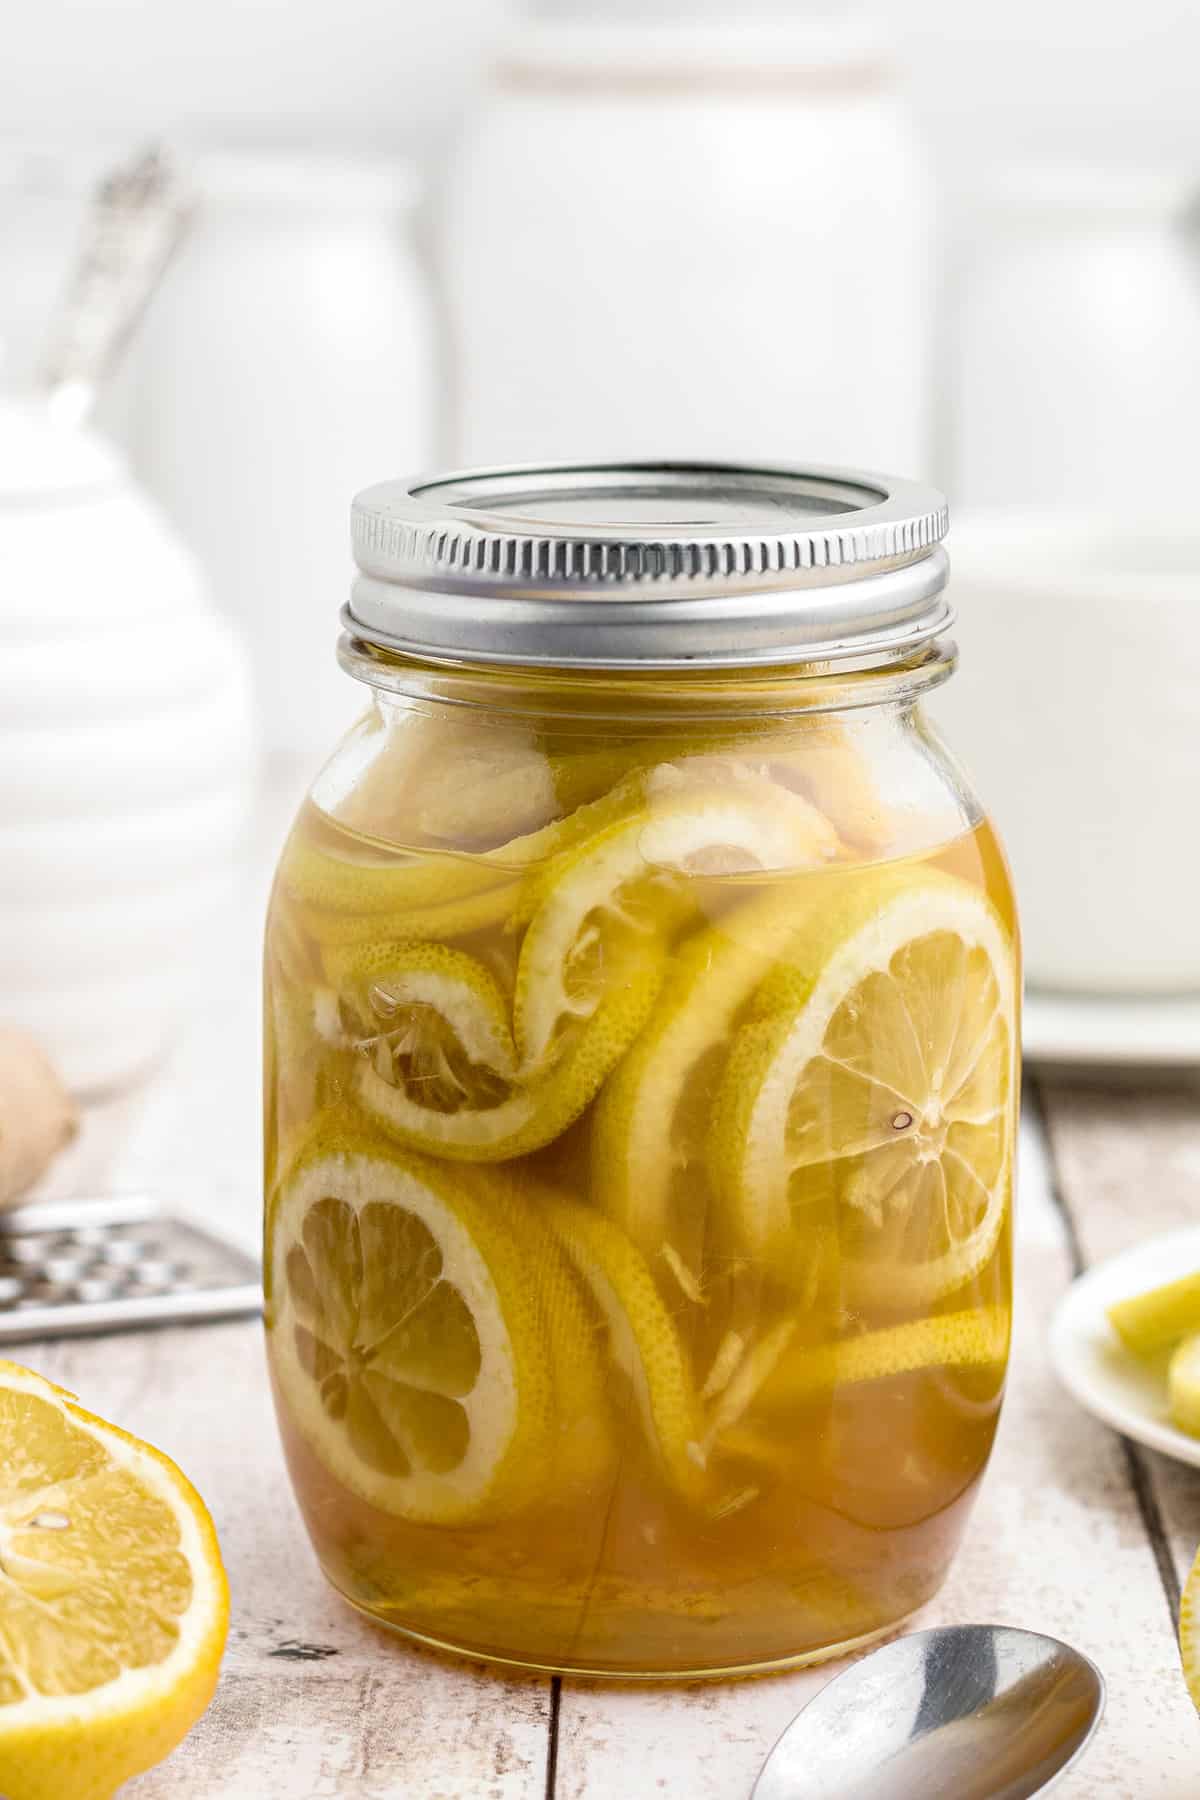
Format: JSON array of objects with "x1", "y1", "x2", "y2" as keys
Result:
[{"x1": 347, "y1": 460, "x2": 951, "y2": 671}]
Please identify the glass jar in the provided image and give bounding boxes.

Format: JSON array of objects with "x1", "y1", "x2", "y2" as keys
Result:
[{"x1": 263, "y1": 462, "x2": 1019, "y2": 1680}]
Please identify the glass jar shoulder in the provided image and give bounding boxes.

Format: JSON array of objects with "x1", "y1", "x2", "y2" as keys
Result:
[{"x1": 290, "y1": 694, "x2": 996, "y2": 882}]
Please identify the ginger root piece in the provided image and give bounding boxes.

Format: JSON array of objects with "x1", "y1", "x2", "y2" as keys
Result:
[{"x1": 0, "y1": 1028, "x2": 79, "y2": 1209}]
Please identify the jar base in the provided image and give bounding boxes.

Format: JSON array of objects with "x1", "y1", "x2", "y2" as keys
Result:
[{"x1": 333, "y1": 1577, "x2": 922, "y2": 1682}]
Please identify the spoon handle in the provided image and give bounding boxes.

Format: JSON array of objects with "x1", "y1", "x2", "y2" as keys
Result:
[{"x1": 36, "y1": 143, "x2": 196, "y2": 426}]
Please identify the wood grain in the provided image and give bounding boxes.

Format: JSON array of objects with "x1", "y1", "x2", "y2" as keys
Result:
[
  {"x1": 17, "y1": 1096, "x2": 1195, "y2": 1797},
  {"x1": 30, "y1": 1327, "x2": 552, "y2": 1800}
]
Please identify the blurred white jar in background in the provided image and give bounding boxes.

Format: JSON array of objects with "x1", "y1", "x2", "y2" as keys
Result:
[
  {"x1": 440, "y1": 10, "x2": 934, "y2": 474},
  {"x1": 121, "y1": 152, "x2": 433, "y2": 757},
  {"x1": 933, "y1": 513, "x2": 1200, "y2": 995},
  {"x1": 0, "y1": 401, "x2": 255, "y2": 1092},
  {"x1": 951, "y1": 167, "x2": 1200, "y2": 508}
]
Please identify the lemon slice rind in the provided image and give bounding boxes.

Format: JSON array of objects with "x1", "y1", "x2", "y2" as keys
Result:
[
  {"x1": 592, "y1": 892, "x2": 807, "y2": 1269},
  {"x1": 543, "y1": 1200, "x2": 706, "y2": 1501}
]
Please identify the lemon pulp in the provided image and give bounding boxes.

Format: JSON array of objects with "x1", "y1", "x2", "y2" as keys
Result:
[{"x1": 0, "y1": 1363, "x2": 228, "y2": 1800}]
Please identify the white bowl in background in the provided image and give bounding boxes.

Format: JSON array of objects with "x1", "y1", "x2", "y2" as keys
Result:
[{"x1": 933, "y1": 512, "x2": 1200, "y2": 996}]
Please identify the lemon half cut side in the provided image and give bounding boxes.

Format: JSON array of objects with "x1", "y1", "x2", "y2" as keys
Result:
[{"x1": 0, "y1": 1362, "x2": 229, "y2": 1800}]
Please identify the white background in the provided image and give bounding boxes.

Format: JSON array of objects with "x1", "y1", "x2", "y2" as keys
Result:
[{"x1": 2, "y1": 0, "x2": 1198, "y2": 170}]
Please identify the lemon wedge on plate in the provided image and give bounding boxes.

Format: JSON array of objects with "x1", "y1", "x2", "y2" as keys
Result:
[
  {"x1": 710, "y1": 868, "x2": 1017, "y2": 1310},
  {"x1": 0, "y1": 1362, "x2": 228, "y2": 1800},
  {"x1": 1108, "y1": 1272, "x2": 1200, "y2": 1359}
]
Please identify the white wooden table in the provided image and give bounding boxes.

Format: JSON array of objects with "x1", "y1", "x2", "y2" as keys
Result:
[{"x1": 20, "y1": 769, "x2": 1200, "y2": 1798}]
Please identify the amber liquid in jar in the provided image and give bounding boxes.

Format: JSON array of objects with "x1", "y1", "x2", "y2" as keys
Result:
[{"x1": 264, "y1": 696, "x2": 1017, "y2": 1678}]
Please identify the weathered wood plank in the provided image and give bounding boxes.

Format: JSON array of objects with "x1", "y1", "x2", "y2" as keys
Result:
[
  {"x1": 1040, "y1": 1079, "x2": 1200, "y2": 1625},
  {"x1": 553, "y1": 1110, "x2": 1198, "y2": 1799}
]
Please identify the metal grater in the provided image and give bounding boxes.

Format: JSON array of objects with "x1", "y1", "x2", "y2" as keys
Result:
[{"x1": 0, "y1": 1196, "x2": 261, "y2": 1343}]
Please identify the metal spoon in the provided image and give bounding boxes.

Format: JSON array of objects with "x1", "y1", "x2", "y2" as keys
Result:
[{"x1": 753, "y1": 1625, "x2": 1105, "y2": 1800}]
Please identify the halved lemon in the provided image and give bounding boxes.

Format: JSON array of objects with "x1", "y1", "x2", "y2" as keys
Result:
[
  {"x1": 349, "y1": 935, "x2": 663, "y2": 1162},
  {"x1": 269, "y1": 1142, "x2": 557, "y2": 1522},
  {"x1": 0, "y1": 1362, "x2": 229, "y2": 1800},
  {"x1": 710, "y1": 868, "x2": 1016, "y2": 1310},
  {"x1": 514, "y1": 776, "x2": 841, "y2": 1073}
]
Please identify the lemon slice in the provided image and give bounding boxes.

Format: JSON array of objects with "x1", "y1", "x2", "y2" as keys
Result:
[
  {"x1": 710, "y1": 869, "x2": 1016, "y2": 1310},
  {"x1": 297, "y1": 880, "x2": 525, "y2": 951},
  {"x1": 1182, "y1": 1543, "x2": 1200, "y2": 1714},
  {"x1": 0, "y1": 1361, "x2": 229, "y2": 1800},
  {"x1": 514, "y1": 778, "x2": 841, "y2": 1072},
  {"x1": 287, "y1": 774, "x2": 649, "y2": 954},
  {"x1": 754, "y1": 1307, "x2": 1010, "y2": 1407},
  {"x1": 653, "y1": 720, "x2": 889, "y2": 854},
  {"x1": 543, "y1": 1200, "x2": 706, "y2": 1500},
  {"x1": 592, "y1": 892, "x2": 809, "y2": 1289},
  {"x1": 352, "y1": 935, "x2": 663, "y2": 1161},
  {"x1": 281, "y1": 831, "x2": 511, "y2": 917},
  {"x1": 269, "y1": 1143, "x2": 557, "y2": 1522},
  {"x1": 329, "y1": 937, "x2": 519, "y2": 1080}
]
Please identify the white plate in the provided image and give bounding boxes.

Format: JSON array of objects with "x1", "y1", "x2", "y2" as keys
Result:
[
  {"x1": 1024, "y1": 988, "x2": 1200, "y2": 1069},
  {"x1": 1050, "y1": 1226, "x2": 1200, "y2": 1468}
]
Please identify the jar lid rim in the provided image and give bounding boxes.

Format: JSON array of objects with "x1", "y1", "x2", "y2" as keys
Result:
[{"x1": 347, "y1": 459, "x2": 951, "y2": 671}]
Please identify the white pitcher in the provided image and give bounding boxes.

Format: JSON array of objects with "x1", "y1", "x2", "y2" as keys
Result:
[{"x1": 0, "y1": 399, "x2": 256, "y2": 1092}]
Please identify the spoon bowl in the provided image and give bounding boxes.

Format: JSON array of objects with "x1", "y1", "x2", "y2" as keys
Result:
[{"x1": 753, "y1": 1624, "x2": 1105, "y2": 1800}]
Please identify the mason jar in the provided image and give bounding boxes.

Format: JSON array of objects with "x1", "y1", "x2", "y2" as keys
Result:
[{"x1": 264, "y1": 462, "x2": 1019, "y2": 1679}]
